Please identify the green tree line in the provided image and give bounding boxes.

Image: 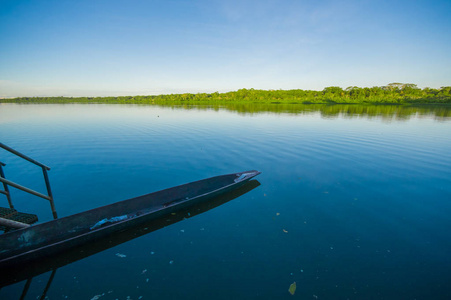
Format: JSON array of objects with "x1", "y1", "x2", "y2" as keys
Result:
[{"x1": 3, "y1": 83, "x2": 451, "y2": 105}]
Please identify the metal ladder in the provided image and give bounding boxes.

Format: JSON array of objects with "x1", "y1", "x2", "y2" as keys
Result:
[{"x1": 0, "y1": 143, "x2": 57, "y2": 230}]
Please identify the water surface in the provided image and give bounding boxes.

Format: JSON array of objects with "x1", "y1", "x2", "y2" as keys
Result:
[{"x1": 1, "y1": 103, "x2": 450, "y2": 299}]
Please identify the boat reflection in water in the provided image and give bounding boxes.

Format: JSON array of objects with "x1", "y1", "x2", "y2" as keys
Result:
[{"x1": 0, "y1": 179, "x2": 261, "y2": 298}]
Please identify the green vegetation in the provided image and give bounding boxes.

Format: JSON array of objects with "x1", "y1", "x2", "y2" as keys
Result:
[{"x1": 2, "y1": 83, "x2": 451, "y2": 105}]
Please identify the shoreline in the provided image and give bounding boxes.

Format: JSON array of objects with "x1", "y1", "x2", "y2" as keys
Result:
[{"x1": 2, "y1": 85, "x2": 450, "y2": 105}]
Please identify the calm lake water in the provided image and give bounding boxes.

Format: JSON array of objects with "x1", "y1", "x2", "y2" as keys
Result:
[{"x1": 1, "y1": 103, "x2": 451, "y2": 299}]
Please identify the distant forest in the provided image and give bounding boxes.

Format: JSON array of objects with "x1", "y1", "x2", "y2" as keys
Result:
[{"x1": 3, "y1": 83, "x2": 451, "y2": 105}]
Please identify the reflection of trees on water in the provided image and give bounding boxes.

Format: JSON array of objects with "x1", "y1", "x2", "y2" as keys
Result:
[{"x1": 158, "y1": 103, "x2": 451, "y2": 121}]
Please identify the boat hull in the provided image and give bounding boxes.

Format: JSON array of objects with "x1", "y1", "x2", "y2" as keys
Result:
[{"x1": 0, "y1": 171, "x2": 260, "y2": 268}]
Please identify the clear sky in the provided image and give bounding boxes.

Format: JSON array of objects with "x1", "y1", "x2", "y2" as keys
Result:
[{"x1": 1, "y1": 0, "x2": 450, "y2": 97}]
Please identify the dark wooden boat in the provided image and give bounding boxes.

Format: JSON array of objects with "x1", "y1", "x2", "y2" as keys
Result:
[
  {"x1": 0, "y1": 179, "x2": 261, "y2": 288},
  {"x1": 0, "y1": 170, "x2": 260, "y2": 269}
]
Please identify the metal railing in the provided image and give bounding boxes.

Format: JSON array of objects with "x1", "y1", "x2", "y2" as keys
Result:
[{"x1": 0, "y1": 143, "x2": 58, "y2": 219}]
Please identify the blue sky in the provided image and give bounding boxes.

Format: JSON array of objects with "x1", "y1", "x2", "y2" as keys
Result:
[{"x1": 1, "y1": 0, "x2": 450, "y2": 97}]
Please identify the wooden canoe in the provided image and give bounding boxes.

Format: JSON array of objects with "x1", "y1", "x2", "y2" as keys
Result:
[
  {"x1": 0, "y1": 178, "x2": 261, "y2": 288},
  {"x1": 0, "y1": 171, "x2": 260, "y2": 269}
]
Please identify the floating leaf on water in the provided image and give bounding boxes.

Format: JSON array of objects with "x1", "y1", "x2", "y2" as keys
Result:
[{"x1": 288, "y1": 282, "x2": 296, "y2": 295}]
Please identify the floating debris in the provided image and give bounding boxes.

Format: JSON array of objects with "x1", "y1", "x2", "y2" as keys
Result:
[
  {"x1": 150, "y1": 251, "x2": 155, "y2": 255},
  {"x1": 169, "y1": 260, "x2": 174, "y2": 264},
  {"x1": 141, "y1": 269, "x2": 147, "y2": 274},
  {"x1": 288, "y1": 282, "x2": 297, "y2": 295},
  {"x1": 116, "y1": 253, "x2": 126, "y2": 258},
  {"x1": 180, "y1": 229, "x2": 185, "y2": 233},
  {"x1": 146, "y1": 278, "x2": 149, "y2": 283},
  {"x1": 276, "y1": 213, "x2": 280, "y2": 216},
  {"x1": 91, "y1": 294, "x2": 104, "y2": 300},
  {"x1": 283, "y1": 229, "x2": 288, "y2": 233}
]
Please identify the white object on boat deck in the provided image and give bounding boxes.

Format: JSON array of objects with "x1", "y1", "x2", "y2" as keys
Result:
[
  {"x1": 234, "y1": 173, "x2": 253, "y2": 183},
  {"x1": 90, "y1": 215, "x2": 128, "y2": 230}
]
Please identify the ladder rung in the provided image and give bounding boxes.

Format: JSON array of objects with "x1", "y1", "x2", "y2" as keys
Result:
[{"x1": 0, "y1": 216, "x2": 30, "y2": 229}]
